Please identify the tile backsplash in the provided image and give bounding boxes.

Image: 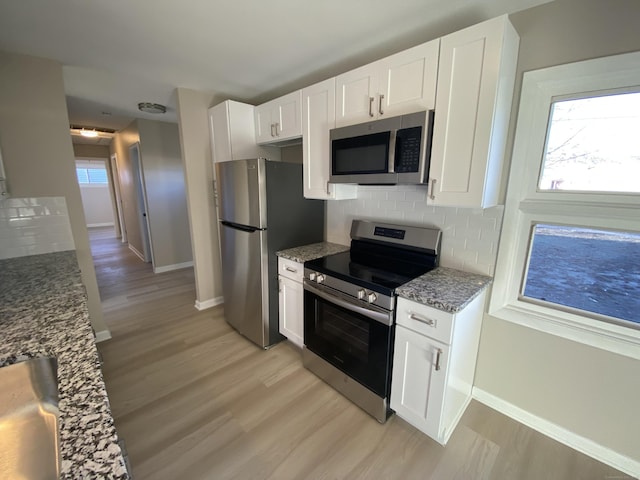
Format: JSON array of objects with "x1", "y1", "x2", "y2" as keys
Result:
[
  {"x1": 326, "y1": 185, "x2": 504, "y2": 276},
  {"x1": 0, "y1": 197, "x2": 75, "y2": 260}
]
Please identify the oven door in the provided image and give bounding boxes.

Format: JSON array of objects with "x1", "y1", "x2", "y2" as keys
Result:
[{"x1": 303, "y1": 281, "x2": 394, "y2": 397}]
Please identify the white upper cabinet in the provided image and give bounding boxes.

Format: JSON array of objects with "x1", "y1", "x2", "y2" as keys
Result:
[
  {"x1": 429, "y1": 15, "x2": 519, "y2": 207},
  {"x1": 255, "y1": 90, "x2": 303, "y2": 144},
  {"x1": 208, "y1": 100, "x2": 279, "y2": 163},
  {"x1": 302, "y1": 78, "x2": 357, "y2": 200},
  {"x1": 335, "y1": 39, "x2": 439, "y2": 127}
]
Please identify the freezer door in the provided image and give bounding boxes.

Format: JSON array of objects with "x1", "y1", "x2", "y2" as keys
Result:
[
  {"x1": 219, "y1": 221, "x2": 269, "y2": 347},
  {"x1": 215, "y1": 158, "x2": 266, "y2": 228}
]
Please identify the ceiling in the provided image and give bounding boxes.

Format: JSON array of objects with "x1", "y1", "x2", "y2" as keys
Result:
[{"x1": 0, "y1": 0, "x2": 553, "y2": 135}]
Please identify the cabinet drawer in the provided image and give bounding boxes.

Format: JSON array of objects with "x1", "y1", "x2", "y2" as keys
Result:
[
  {"x1": 396, "y1": 297, "x2": 454, "y2": 345},
  {"x1": 278, "y1": 257, "x2": 304, "y2": 282}
]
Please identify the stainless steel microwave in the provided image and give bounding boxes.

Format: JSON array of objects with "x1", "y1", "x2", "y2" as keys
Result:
[{"x1": 330, "y1": 110, "x2": 434, "y2": 185}]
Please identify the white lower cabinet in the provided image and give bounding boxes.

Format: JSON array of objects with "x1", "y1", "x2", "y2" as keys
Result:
[
  {"x1": 278, "y1": 257, "x2": 305, "y2": 348},
  {"x1": 391, "y1": 291, "x2": 486, "y2": 444}
]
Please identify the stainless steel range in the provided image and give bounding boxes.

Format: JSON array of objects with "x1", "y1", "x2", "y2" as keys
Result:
[{"x1": 303, "y1": 220, "x2": 441, "y2": 422}]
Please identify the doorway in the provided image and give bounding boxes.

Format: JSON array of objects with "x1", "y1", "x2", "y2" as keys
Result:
[{"x1": 129, "y1": 142, "x2": 153, "y2": 264}]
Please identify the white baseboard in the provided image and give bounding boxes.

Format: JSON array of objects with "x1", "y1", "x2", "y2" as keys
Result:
[
  {"x1": 94, "y1": 329, "x2": 112, "y2": 343},
  {"x1": 87, "y1": 223, "x2": 115, "y2": 228},
  {"x1": 128, "y1": 244, "x2": 145, "y2": 261},
  {"x1": 154, "y1": 261, "x2": 193, "y2": 274},
  {"x1": 472, "y1": 387, "x2": 640, "y2": 478},
  {"x1": 195, "y1": 296, "x2": 224, "y2": 310}
]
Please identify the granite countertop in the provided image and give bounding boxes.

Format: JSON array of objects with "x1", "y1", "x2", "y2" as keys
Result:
[
  {"x1": 0, "y1": 251, "x2": 129, "y2": 479},
  {"x1": 276, "y1": 242, "x2": 349, "y2": 263},
  {"x1": 396, "y1": 267, "x2": 493, "y2": 314}
]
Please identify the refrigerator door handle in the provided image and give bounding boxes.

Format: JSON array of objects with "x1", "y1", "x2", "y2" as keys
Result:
[{"x1": 220, "y1": 220, "x2": 261, "y2": 233}]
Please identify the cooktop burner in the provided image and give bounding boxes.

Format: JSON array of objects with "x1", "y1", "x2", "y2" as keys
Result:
[
  {"x1": 305, "y1": 251, "x2": 432, "y2": 296},
  {"x1": 305, "y1": 221, "x2": 442, "y2": 298}
]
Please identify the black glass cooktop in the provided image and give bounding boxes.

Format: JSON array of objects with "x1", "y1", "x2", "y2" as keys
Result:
[{"x1": 305, "y1": 246, "x2": 436, "y2": 296}]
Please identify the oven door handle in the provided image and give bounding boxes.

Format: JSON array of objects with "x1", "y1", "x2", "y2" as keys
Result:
[{"x1": 304, "y1": 281, "x2": 393, "y2": 327}]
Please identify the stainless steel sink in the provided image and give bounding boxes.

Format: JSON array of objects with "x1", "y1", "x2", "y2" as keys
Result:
[{"x1": 0, "y1": 356, "x2": 60, "y2": 480}]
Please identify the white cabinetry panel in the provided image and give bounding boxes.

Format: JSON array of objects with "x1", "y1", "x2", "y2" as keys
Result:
[
  {"x1": 302, "y1": 78, "x2": 357, "y2": 200},
  {"x1": 429, "y1": 15, "x2": 519, "y2": 207}
]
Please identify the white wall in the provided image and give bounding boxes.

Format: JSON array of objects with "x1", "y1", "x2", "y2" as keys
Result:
[
  {"x1": 0, "y1": 50, "x2": 109, "y2": 338},
  {"x1": 327, "y1": 186, "x2": 503, "y2": 276},
  {"x1": 76, "y1": 159, "x2": 116, "y2": 227}
]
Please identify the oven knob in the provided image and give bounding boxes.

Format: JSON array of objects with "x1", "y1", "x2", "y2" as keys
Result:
[
  {"x1": 316, "y1": 274, "x2": 325, "y2": 284},
  {"x1": 367, "y1": 292, "x2": 378, "y2": 303},
  {"x1": 309, "y1": 272, "x2": 317, "y2": 281},
  {"x1": 357, "y1": 289, "x2": 366, "y2": 300}
]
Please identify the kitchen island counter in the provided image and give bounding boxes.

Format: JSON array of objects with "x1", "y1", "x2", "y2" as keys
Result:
[
  {"x1": 0, "y1": 251, "x2": 129, "y2": 479},
  {"x1": 276, "y1": 241, "x2": 349, "y2": 263},
  {"x1": 396, "y1": 267, "x2": 492, "y2": 314}
]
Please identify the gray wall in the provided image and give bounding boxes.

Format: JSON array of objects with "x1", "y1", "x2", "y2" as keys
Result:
[
  {"x1": 0, "y1": 50, "x2": 109, "y2": 337},
  {"x1": 176, "y1": 88, "x2": 224, "y2": 308},
  {"x1": 137, "y1": 118, "x2": 192, "y2": 269},
  {"x1": 474, "y1": 0, "x2": 640, "y2": 464}
]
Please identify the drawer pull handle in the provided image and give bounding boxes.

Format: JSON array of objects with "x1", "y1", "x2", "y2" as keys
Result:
[
  {"x1": 285, "y1": 266, "x2": 297, "y2": 273},
  {"x1": 435, "y1": 348, "x2": 442, "y2": 371},
  {"x1": 409, "y1": 312, "x2": 435, "y2": 327}
]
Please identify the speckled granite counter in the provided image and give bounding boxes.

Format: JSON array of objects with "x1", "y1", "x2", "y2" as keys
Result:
[
  {"x1": 276, "y1": 242, "x2": 349, "y2": 263},
  {"x1": 396, "y1": 267, "x2": 492, "y2": 313},
  {"x1": 0, "y1": 251, "x2": 129, "y2": 479}
]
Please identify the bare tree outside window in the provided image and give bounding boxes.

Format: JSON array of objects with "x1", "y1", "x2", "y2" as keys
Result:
[{"x1": 539, "y1": 92, "x2": 640, "y2": 193}]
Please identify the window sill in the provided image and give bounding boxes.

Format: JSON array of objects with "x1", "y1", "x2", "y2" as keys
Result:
[{"x1": 488, "y1": 302, "x2": 640, "y2": 360}]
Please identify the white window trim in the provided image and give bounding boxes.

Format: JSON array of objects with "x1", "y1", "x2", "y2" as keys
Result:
[{"x1": 490, "y1": 52, "x2": 640, "y2": 360}]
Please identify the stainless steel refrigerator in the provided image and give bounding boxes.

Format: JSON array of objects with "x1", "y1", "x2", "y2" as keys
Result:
[{"x1": 215, "y1": 158, "x2": 324, "y2": 348}]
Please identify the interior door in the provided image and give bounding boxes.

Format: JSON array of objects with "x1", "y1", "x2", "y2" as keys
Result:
[{"x1": 129, "y1": 142, "x2": 153, "y2": 264}]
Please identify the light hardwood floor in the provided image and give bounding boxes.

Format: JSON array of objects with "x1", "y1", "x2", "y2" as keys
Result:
[{"x1": 91, "y1": 227, "x2": 628, "y2": 480}]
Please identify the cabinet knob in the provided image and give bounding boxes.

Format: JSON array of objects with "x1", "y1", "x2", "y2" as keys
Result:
[
  {"x1": 379, "y1": 94, "x2": 384, "y2": 115},
  {"x1": 285, "y1": 266, "x2": 297, "y2": 273},
  {"x1": 270, "y1": 123, "x2": 276, "y2": 137},
  {"x1": 369, "y1": 97, "x2": 375, "y2": 117}
]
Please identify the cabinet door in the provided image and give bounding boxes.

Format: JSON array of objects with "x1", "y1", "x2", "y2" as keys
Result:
[
  {"x1": 302, "y1": 78, "x2": 357, "y2": 200},
  {"x1": 378, "y1": 39, "x2": 440, "y2": 118},
  {"x1": 278, "y1": 275, "x2": 304, "y2": 348},
  {"x1": 429, "y1": 15, "x2": 518, "y2": 207},
  {"x1": 274, "y1": 90, "x2": 302, "y2": 140},
  {"x1": 209, "y1": 102, "x2": 232, "y2": 164},
  {"x1": 255, "y1": 102, "x2": 275, "y2": 144},
  {"x1": 390, "y1": 324, "x2": 449, "y2": 442},
  {"x1": 335, "y1": 63, "x2": 379, "y2": 127}
]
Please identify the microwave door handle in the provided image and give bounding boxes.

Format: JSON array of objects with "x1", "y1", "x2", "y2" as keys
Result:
[{"x1": 388, "y1": 131, "x2": 396, "y2": 173}]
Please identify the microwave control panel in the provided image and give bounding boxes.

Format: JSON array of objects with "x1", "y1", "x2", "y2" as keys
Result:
[{"x1": 394, "y1": 126, "x2": 422, "y2": 173}]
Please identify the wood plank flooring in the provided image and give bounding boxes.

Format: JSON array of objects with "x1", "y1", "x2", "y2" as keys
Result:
[{"x1": 90, "y1": 227, "x2": 627, "y2": 479}]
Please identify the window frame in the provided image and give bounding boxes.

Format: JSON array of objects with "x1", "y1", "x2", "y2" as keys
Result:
[{"x1": 490, "y1": 52, "x2": 640, "y2": 360}]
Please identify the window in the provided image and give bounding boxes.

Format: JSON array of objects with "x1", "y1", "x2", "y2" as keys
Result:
[
  {"x1": 490, "y1": 52, "x2": 640, "y2": 359},
  {"x1": 76, "y1": 162, "x2": 109, "y2": 185}
]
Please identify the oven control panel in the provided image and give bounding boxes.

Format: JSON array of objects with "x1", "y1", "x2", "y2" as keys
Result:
[{"x1": 304, "y1": 268, "x2": 393, "y2": 311}]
